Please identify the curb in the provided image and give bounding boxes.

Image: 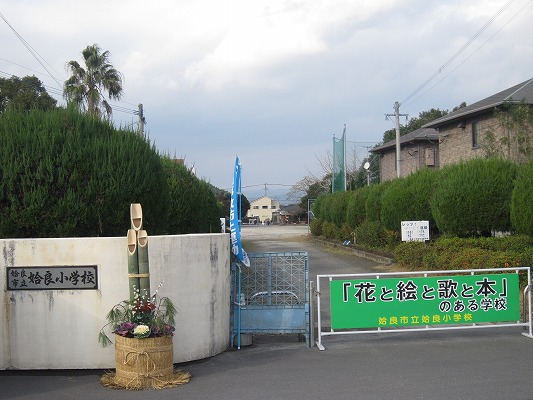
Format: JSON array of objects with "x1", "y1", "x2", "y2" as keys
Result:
[{"x1": 311, "y1": 237, "x2": 395, "y2": 265}]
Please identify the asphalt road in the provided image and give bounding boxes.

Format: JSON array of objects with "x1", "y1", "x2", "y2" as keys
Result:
[{"x1": 2, "y1": 225, "x2": 533, "y2": 400}]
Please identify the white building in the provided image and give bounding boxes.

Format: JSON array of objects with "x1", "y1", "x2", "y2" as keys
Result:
[{"x1": 246, "y1": 196, "x2": 280, "y2": 223}]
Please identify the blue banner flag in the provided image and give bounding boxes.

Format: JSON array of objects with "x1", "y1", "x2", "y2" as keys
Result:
[{"x1": 230, "y1": 156, "x2": 250, "y2": 267}]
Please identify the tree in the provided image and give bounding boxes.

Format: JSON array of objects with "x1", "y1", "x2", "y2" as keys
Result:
[
  {"x1": 288, "y1": 174, "x2": 330, "y2": 210},
  {"x1": 348, "y1": 153, "x2": 380, "y2": 189},
  {"x1": 210, "y1": 186, "x2": 250, "y2": 220},
  {"x1": 0, "y1": 107, "x2": 168, "y2": 238},
  {"x1": 382, "y1": 107, "x2": 455, "y2": 143},
  {"x1": 483, "y1": 100, "x2": 533, "y2": 162},
  {"x1": 64, "y1": 44, "x2": 123, "y2": 119},
  {"x1": 0, "y1": 75, "x2": 57, "y2": 113},
  {"x1": 511, "y1": 161, "x2": 533, "y2": 236},
  {"x1": 162, "y1": 158, "x2": 222, "y2": 234},
  {"x1": 430, "y1": 158, "x2": 517, "y2": 237}
]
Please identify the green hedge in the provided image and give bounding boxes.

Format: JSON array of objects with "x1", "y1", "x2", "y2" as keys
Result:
[
  {"x1": 511, "y1": 161, "x2": 533, "y2": 236},
  {"x1": 0, "y1": 107, "x2": 169, "y2": 237},
  {"x1": 394, "y1": 235, "x2": 532, "y2": 271},
  {"x1": 381, "y1": 168, "x2": 437, "y2": 232},
  {"x1": 345, "y1": 186, "x2": 370, "y2": 228},
  {"x1": 162, "y1": 157, "x2": 220, "y2": 234},
  {"x1": 365, "y1": 181, "x2": 389, "y2": 222},
  {"x1": 430, "y1": 158, "x2": 517, "y2": 236}
]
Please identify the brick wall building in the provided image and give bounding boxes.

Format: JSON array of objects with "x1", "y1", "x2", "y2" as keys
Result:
[
  {"x1": 371, "y1": 128, "x2": 442, "y2": 182},
  {"x1": 372, "y1": 78, "x2": 533, "y2": 182}
]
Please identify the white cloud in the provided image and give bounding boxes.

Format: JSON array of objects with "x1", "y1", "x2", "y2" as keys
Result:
[
  {"x1": 1, "y1": 0, "x2": 532, "y2": 189},
  {"x1": 182, "y1": 0, "x2": 403, "y2": 91}
]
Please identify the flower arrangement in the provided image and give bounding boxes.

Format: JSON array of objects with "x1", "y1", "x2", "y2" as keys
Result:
[{"x1": 98, "y1": 284, "x2": 177, "y2": 347}]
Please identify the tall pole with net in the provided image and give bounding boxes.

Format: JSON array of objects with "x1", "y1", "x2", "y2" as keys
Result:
[{"x1": 332, "y1": 125, "x2": 346, "y2": 192}]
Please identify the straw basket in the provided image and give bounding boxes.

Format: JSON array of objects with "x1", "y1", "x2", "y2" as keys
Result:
[{"x1": 101, "y1": 335, "x2": 191, "y2": 390}]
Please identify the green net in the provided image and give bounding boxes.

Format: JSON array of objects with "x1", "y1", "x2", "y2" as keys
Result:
[{"x1": 332, "y1": 129, "x2": 346, "y2": 192}]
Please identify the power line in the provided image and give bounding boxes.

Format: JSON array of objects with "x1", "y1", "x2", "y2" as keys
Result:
[
  {"x1": 400, "y1": 0, "x2": 517, "y2": 107},
  {"x1": 242, "y1": 183, "x2": 293, "y2": 189},
  {"x1": 0, "y1": 57, "x2": 48, "y2": 77},
  {"x1": 0, "y1": 69, "x2": 138, "y2": 116},
  {"x1": 0, "y1": 11, "x2": 64, "y2": 90},
  {"x1": 0, "y1": 15, "x2": 140, "y2": 116},
  {"x1": 405, "y1": 0, "x2": 533, "y2": 107},
  {"x1": 0, "y1": 69, "x2": 63, "y2": 97}
]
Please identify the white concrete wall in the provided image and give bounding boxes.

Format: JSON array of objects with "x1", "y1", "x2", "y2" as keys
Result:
[{"x1": 0, "y1": 233, "x2": 230, "y2": 369}]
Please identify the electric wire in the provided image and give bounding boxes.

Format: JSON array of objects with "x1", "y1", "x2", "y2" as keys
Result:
[
  {"x1": 0, "y1": 14, "x2": 139, "y2": 116},
  {"x1": 0, "y1": 11, "x2": 64, "y2": 90},
  {"x1": 404, "y1": 0, "x2": 533, "y2": 107},
  {"x1": 400, "y1": 0, "x2": 518, "y2": 107},
  {"x1": 0, "y1": 57, "x2": 48, "y2": 78},
  {"x1": 0, "y1": 69, "x2": 138, "y2": 115}
]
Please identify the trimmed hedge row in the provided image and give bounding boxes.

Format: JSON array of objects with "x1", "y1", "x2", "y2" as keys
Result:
[
  {"x1": 311, "y1": 158, "x2": 533, "y2": 263},
  {"x1": 162, "y1": 157, "x2": 221, "y2": 234},
  {"x1": 512, "y1": 161, "x2": 533, "y2": 236},
  {"x1": 430, "y1": 158, "x2": 517, "y2": 236},
  {"x1": 394, "y1": 236, "x2": 533, "y2": 271},
  {"x1": 0, "y1": 107, "x2": 220, "y2": 238},
  {"x1": 312, "y1": 158, "x2": 532, "y2": 240}
]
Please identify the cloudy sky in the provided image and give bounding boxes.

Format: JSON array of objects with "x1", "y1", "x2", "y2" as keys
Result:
[{"x1": 1, "y1": 0, "x2": 532, "y2": 200}]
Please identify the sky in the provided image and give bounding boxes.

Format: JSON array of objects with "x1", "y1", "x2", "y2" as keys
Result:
[{"x1": 1, "y1": 0, "x2": 533, "y2": 202}]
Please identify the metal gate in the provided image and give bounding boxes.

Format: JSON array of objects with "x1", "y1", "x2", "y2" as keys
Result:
[{"x1": 231, "y1": 251, "x2": 311, "y2": 348}]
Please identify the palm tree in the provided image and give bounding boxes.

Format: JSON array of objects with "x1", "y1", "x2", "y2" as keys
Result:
[{"x1": 64, "y1": 44, "x2": 123, "y2": 119}]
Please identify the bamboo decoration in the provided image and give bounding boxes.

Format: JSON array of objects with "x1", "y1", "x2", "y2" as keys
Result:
[
  {"x1": 101, "y1": 203, "x2": 191, "y2": 390},
  {"x1": 130, "y1": 203, "x2": 143, "y2": 231},
  {"x1": 127, "y1": 203, "x2": 150, "y2": 301},
  {"x1": 127, "y1": 229, "x2": 139, "y2": 301},
  {"x1": 137, "y1": 229, "x2": 150, "y2": 297}
]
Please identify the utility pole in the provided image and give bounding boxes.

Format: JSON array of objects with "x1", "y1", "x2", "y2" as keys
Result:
[
  {"x1": 386, "y1": 102, "x2": 408, "y2": 178},
  {"x1": 138, "y1": 104, "x2": 145, "y2": 138}
]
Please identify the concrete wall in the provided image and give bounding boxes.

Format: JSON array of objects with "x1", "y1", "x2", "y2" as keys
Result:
[{"x1": 1, "y1": 233, "x2": 230, "y2": 370}]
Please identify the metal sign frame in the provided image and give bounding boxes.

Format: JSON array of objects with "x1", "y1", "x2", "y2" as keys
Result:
[{"x1": 315, "y1": 267, "x2": 532, "y2": 350}]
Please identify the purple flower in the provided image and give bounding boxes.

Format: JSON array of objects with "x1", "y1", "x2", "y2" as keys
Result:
[{"x1": 114, "y1": 322, "x2": 137, "y2": 337}]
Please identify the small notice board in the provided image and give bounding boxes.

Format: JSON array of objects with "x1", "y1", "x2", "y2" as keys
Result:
[{"x1": 401, "y1": 220, "x2": 429, "y2": 242}]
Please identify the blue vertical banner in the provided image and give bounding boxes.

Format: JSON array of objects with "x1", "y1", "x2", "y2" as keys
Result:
[{"x1": 230, "y1": 156, "x2": 250, "y2": 267}]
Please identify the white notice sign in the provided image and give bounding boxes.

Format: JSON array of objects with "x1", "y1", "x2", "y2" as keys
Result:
[{"x1": 401, "y1": 221, "x2": 430, "y2": 242}]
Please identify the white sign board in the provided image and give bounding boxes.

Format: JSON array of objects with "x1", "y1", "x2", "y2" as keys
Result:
[{"x1": 401, "y1": 220, "x2": 430, "y2": 242}]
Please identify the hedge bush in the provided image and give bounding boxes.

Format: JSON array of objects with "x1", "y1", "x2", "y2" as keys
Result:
[
  {"x1": 331, "y1": 192, "x2": 350, "y2": 227},
  {"x1": 365, "y1": 181, "x2": 389, "y2": 222},
  {"x1": 162, "y1": 157, "x2": 220, "y2": 234},
  {"x1": 511, "y1": 161, "x2": 533, "y2": 236},
  {"x1": 381, "y1": 168, "x2": 437, "y2": 233},
  {"x1": 430, "y1": 158, "x2": 517, "y2": 237},
  {"x1": 394, "y1": 241, "x2": 428, "y2": 270},
  {"x1": 345, "y1": 186, "x2": 370, "y2": 229},
  {"x1": 395, "y1": 236, "x2": 531, "y2": 271},
  {"x1": 310, "y1": 218, "x2": 323, "y2": 236},
  {"x1": 354, "y1": 220, "x2": 390, "y2": 249},
  {"x1": 0, "y1": 107, "x2": 169, "y2": 237}
]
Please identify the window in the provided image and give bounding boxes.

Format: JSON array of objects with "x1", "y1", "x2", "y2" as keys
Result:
[
  {"x1": 262, "y1": 205, "x2": 268, "y2": 209},
  {"x1": 253, "y1": 205, "x2": 259, "y2": 209},
  {"x1": 271, "y1": 206, "x2": 276, "y2": 209},
  {"x1": 472, "y1": 122, "x2": 479, "y2": 148}
]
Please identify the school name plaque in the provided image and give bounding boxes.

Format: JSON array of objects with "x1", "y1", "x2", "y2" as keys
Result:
[{"x1": 7, "y1": 266, "x2": 98, "y2": 290}]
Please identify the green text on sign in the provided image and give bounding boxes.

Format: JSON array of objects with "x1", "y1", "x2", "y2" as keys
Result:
[{"x1": 330, "y1": 273, "x2": 519, "y2": 330}]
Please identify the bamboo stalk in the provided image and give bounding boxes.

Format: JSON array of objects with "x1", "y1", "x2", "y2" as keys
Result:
[
  {"x1": 137, "y1": 229, "x2": 150, "y2": 297},
  {"x1": 127, "y1": 229, "x2": 139, "y2": 301}
]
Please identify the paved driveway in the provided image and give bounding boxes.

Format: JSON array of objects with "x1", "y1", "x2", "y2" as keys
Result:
[{"x1": 2, "y1": 225, "x2": 533, "y2": 400}]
